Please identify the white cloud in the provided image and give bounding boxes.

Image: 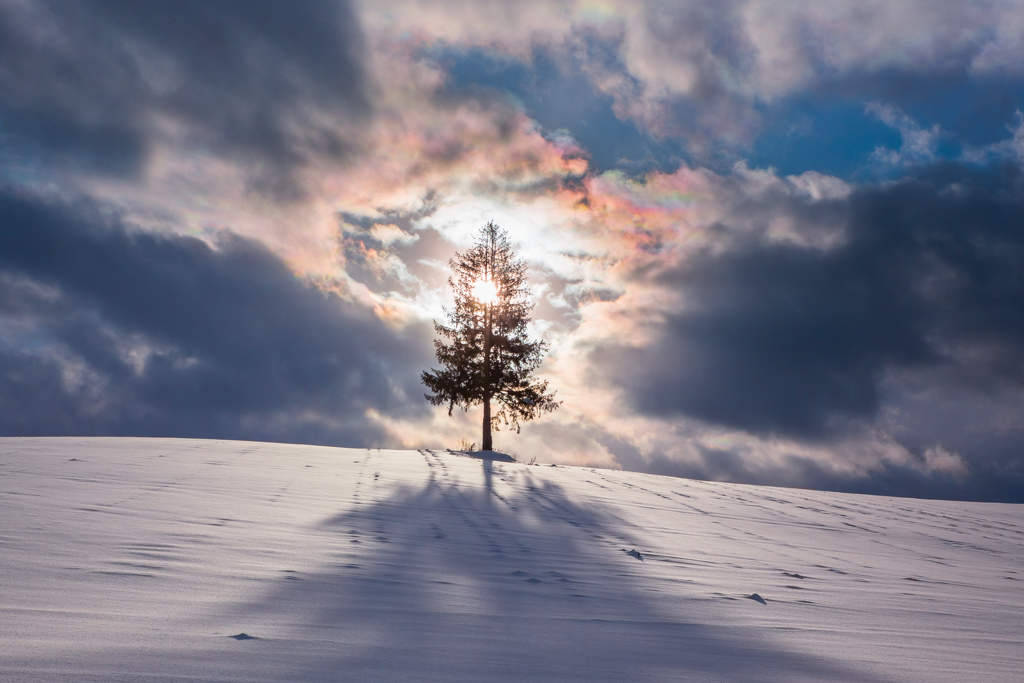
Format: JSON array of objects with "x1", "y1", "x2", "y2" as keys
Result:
[
  {"x1": 923, "y1": 444, "x2": 970, "y2": 478},
  {"x1": 867, "y1": 102, "x2": 944, "y2": 167}
]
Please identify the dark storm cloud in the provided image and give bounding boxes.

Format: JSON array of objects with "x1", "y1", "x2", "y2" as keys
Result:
[
  {"x1": 601, "y1": 163, "x2": 1024, "y2": 442},
  {"x1": 0, "y1": 189, "x2": 431, "y2": 445},
  {"x1": 0, "y1": 0, "x2": 365, "y2": 187}
]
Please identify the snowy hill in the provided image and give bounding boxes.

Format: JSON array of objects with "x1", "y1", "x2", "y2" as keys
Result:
[{"x1": 2, "y1": 438, "x2": 1022, "y2": 682}]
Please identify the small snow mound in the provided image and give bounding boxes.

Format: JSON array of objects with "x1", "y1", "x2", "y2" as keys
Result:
[
  {"x1": 746, "y1": 593, "x2": 767, "y2": 605},
  {"x1": 229, "y1": 633, "x2": 258, "y2": 640},
  {"x1": 624, "y1": 548, "x2": 644, "y2": 561}
]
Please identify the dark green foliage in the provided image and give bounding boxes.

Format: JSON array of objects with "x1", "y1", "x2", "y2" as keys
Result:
[{"x1": 422, "y1": 222, "x2": 559, "y2": 450}]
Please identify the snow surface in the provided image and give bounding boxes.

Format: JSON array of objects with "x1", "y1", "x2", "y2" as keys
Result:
[{"x1": 2, "y1": 437, "x2": 1022, "y2": 682}]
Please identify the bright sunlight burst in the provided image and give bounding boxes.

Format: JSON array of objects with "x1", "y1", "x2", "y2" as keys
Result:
[{"x1": 472, "y1": 278, "x2": 499, "y2": 305}]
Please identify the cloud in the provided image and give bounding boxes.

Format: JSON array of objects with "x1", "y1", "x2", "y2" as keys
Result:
[
  {"x1": 0, "y1": 0, "x2": 366, "y2": 191},
  {"x1": 867, "y1": 103, "x2": 945, "y2": 166},
  {"x1": 922, "y1": 444, "x2": 969, "y2": 478},
  {"x1": 596, "y1": 162, "x2": 1024, "y2": 435},
  {"x1": 640, "y1": 440, "x2": 1005, "y2": 502},
  {"x1": 0, "y1": 188, "x2": 431, "y2": 445}
]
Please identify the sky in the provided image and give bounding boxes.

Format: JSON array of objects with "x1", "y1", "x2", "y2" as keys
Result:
[{"x1": 1, "y1": 0, "x2": 1023, "y2": 502}]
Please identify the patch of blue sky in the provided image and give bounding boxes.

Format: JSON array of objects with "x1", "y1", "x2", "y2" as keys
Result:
[
  {"x1": 872, "y1": 71, "x2": 1024, "y2": 148},
  {"x1": 750, "y1": 71, "x2": 1024, "y2": 179},
  {"x1": 747, "y1": 99, "x2": 902, "y2": 179},
  {"x1": 426, "y1": 44, "x2": 687, "y2": 177}
]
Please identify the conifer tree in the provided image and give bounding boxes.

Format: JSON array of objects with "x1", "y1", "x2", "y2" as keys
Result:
[{"x1": 422, "y1": 221, "x2": 559, "y2": 451}]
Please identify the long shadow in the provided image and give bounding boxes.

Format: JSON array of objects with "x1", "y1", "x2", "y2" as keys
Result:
[{"x1": 224, "y1": 451, "x2": 881, "y2": 682}]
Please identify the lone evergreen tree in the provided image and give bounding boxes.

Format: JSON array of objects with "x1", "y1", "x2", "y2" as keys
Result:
[{"x1": 423, "y1": 221, "x2": 559, "y2": 451}]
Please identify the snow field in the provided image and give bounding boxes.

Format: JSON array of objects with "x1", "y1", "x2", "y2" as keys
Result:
[{"x1": 1, "y1": 437, "x2": 1022, "y2": 682}]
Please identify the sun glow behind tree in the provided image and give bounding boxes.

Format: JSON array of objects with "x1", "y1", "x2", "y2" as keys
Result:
[{"x1": 472, "y1": 278, "x2": 499, "y2": 305}]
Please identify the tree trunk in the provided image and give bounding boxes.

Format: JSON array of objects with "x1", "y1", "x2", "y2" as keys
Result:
[
  {"x1": 482, "y1": 396, "x2": 492, "y2": 451},
  {"x1": 482, "y1": 299, "x2": 493, "y2": 451}
]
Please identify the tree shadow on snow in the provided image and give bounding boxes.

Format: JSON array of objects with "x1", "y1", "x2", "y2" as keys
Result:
[{"x1": 223, "y1": 451, "x2": 881, "y2": 682}]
